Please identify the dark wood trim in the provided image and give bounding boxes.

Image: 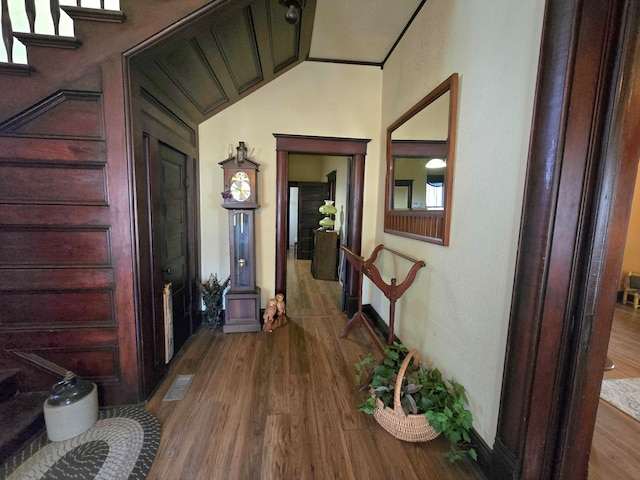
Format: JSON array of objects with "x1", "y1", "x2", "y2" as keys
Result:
[
  {"x1": 491, "y1": 0, "x2": 640, "y2": 478},
  {"x1": 553, "y1": 0, "x2": 640, "y2": 476},
  {"x1": 273, "y1": 134, "x2": 369, "y2": 300},
  {"x1": 384, "y1": 73, "x2": 457, "y2": 245},
  {"x1": 101, "y1": 54, "x2": 140, "y2": 404}
]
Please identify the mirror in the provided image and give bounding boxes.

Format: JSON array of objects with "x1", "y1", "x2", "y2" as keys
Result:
[{"x1": 384, "y1": 73, "x2": 458, "y2": 245}]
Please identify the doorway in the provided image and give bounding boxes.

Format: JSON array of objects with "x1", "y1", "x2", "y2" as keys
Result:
[{"x1": 273, "y1": 134, "x2": 370, "y2": 315}]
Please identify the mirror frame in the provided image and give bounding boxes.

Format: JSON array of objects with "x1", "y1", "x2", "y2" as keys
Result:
[{"x1": 384, "y1": 73, "x2": 458, "y2": 245}]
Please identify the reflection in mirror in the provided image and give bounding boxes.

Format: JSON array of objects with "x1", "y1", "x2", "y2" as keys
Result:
[{"x1": 384, "y1": 73, "x2": 458, "y2": 245}]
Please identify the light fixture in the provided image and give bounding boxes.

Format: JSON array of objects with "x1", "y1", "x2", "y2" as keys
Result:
[
  {"x1": 279, "y1": 0, "x2": 302, "y2": 24},
  {"x1": 425, "y1": 158, "x2": 446, "y2": 169},
  {"x1": 318, "y1": 200, "x2": 337, "y2": 230}
]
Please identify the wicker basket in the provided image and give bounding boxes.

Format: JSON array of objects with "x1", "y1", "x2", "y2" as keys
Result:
[{"x1": 371, "y1": 349, "x2": 441, "y2": 442}]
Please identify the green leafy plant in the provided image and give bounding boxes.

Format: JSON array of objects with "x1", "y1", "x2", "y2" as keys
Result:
[
  {"x1": 355, "y1": 342, "x2": 477, "y2": 463},
  {"x1": 199, "y1": 273, "x2": 230, "y2": 329}
]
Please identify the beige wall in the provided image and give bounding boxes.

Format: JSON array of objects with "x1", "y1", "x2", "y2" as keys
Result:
[
  {"x1": 374, "y1": 0, "x2": 545, "y2": 443},
  {"x1": 621, "y1": 166, "x2": 640, "y2": 284},
  {"x1": 198, "y1": 62, "x2": 382, "y2": 301},
  {"x1": 199, "y1": 0, "x2": 545, "y2": 448}
]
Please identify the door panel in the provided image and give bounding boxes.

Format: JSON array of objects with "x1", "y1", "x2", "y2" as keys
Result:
[
  {"x1": 296, "y1": 183, "x2": 329, "y2": 260},
  {"x1": 158, "y1": 143, "x2": 190, "y2": 352}
]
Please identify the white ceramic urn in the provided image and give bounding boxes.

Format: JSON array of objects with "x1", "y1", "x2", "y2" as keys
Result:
[{"x1": 43, "y1": 371, "x2": 98, "y2": 441}]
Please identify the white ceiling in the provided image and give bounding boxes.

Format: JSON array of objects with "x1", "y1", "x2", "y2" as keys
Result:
[{"x1": 308, "y1": 0, "x2": 424, "y2": 65}]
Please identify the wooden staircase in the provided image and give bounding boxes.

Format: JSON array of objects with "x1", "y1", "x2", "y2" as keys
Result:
[
  {"x1": 0, "y1": 0, "x2": 127, "y2": 465},
  {"x1": 0, "y1": 369, "x2": 48, "y2": 465}
]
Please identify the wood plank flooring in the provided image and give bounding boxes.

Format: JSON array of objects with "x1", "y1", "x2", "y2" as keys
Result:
[
  {"x1": 589, "y1": 303, "x2": 640, "y2": 479},
  {"x1": 145, "y1": 256, "x2": 484, "y2": 479}
]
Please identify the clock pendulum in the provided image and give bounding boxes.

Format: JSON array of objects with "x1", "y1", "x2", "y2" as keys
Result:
[{"x1": 219, "y1": 142, "x2": 261, "y2": 333}]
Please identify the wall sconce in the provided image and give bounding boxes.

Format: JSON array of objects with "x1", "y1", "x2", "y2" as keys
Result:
[{"x1": 279, "y1": 0, "x2": 302, "y2": 25}]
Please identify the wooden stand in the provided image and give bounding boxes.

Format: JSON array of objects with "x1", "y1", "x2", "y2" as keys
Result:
[{"x1": 339, "y1": 244, "x2": 425, "y2": 351}]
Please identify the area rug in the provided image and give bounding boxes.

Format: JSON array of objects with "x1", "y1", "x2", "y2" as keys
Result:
[
  {"x1": 0, "y1": 405, "x2": 161, "y2": 480},
  {"x1": 600, "y1": 377, "x2": 640, "y2": 422}
]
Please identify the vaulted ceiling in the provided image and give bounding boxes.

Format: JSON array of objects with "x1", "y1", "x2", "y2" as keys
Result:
[{"x1": 131, "y1": 0, "x2": 423, "y2": 124}]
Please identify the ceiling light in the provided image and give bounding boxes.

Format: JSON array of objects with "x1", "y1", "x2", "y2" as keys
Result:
[{"x1": 425, "y1": 158, "x2": 446, "y2": 169}]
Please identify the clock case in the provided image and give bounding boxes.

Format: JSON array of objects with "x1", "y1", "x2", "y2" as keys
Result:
[
  {"x1": 219, "y1": 156, "x2": 259, "y2": 209},
  {"x1": 220, "y1": 155, "x2": 261, "y2": 333}
]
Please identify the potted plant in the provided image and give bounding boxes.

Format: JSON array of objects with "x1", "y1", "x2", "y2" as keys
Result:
[
  {"x1": 355, "y1": 342, "x2": 477, "y2": 463},
  {"x1": 199, "y1": 273, "x2": 230, "y2": 329}
]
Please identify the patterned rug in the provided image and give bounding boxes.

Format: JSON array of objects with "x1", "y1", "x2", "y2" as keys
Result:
[
  {"x1": 600, "y1": 377, "x2": 640, "y2": 422},
  {"x1": 0, "y1": 405, "x2": 161, "y2": 480}
]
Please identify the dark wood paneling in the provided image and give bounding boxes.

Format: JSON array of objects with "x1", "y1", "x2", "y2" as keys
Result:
[
  {"x1": 0, "y1": 91, "x2": 104, "y2": 139},
  {"x1": 212, "y1": 6, "x2": 262, "y2": 93},
  {"x1": 268, "y1": 0, "x2": 299, "y2": 71},
  {"x1": 128, "y1": 0, "x2": 316, "y2": 124},
  {"x1": 0, "y1": 290, "x2": 115, "y2": 329},
  {"x1": 0, "y1": 163, "x2": 107, "y2": 205},
  {"x1": 11, "y1": 346, "x2": 119, "y2": 384},
  {"x1": 140, "y1": 88, "x2": 197, "y2": 148},
  {"x1": 0, "y1": 78, "x2": 132, "y2": 404},
  {"x1": 0, "y1": 227, "x2": 111, "y2": 267},
  {"x1": 0, "y1": 136, "x2": 106, "y2": 162},
  {"x1": 156, "y1": 39, "x2": 226, "y2": 114}
]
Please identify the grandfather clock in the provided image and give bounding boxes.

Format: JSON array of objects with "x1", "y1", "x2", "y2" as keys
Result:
[{"x1": 220, "y1": 142, "x2": 261, "y2": 333}]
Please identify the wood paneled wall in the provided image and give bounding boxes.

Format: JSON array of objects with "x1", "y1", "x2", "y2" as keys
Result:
[{"x1": 0, "y1": 80, "x2": 140, "y2": 404}]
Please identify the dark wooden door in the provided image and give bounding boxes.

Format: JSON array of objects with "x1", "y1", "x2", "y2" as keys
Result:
[
  {"x1": 296, "y1": 182, "x2": 329, "y2": 260},
  {"x1": 157, "y1": 143, "x2": 191, "y2": 353}
]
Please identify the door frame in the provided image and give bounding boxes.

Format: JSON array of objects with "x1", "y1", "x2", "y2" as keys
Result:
[
  {"x1": 274, "y1": 134, "x2": 369, "y2": 307},
  {"x1": 126, "y1": 64, "x2": 201, "y2": 398},
  {"x1": 491, "y1": 0, "x2": 640, "y2": 477}
]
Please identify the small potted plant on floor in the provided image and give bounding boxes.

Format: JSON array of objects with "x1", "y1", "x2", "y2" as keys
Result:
[
  {"x1": 355, "y1": 342, "x2": 477, "y2": 463},
  {"x1": 199, "y1": 273, "x2": 230, "y2": 329}
]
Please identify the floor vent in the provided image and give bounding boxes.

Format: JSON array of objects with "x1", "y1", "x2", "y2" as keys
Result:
[{"x1": 162, "y1": 374, "x2": 193, "y2": 401}]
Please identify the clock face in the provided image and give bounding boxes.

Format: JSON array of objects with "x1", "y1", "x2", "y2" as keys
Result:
[{"x1": 230, "y1": 171, "x2": 251, "y2": 202}]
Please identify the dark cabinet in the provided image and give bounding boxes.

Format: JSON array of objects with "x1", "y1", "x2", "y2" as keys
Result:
[{"x1": 311, "y1": 230, "x2": 339, "y2": 280}]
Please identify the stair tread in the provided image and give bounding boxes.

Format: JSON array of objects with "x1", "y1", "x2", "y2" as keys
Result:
[
  {"x1": 0, "y1": 392, "x2": 48, "y2": 463},
  {"x1": 12, "y1": 32, "x2": 81, "y2": 50},
  {"x1": 61, "y1": 6, "x2": 126, "y2": 23},
  {"x1": 0, "y1": 369, "x2": 20, "y2": 384},
  {"x1": 0, "y1": 370, "x2": 21, "y2": 404},
  {"x1": 0, "y1": 392, "x2": 48, "y2": 431}
]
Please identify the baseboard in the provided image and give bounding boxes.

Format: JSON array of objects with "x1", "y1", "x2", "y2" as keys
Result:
[
  {"x1": 488, "y1": 438, "x2": 520, "y2": 479},
  {"x1": 362, "y1": 304, "x2": 401, "y2": 344}
]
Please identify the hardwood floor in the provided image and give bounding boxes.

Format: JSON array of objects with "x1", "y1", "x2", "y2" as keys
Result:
[
  {"x1": 589, "y1": 303, "x2": 640, "y2": 479},
  {"x1": 145, "y1": 255, "x2": 484, "y2": 479}
]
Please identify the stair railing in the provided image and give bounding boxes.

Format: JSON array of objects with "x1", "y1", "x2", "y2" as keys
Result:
[{"x1": 1, "y1": 0, "x2": 119, "y2": 65}]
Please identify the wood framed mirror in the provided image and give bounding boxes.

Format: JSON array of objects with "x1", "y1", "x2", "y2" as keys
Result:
[{"x1": 384, "y1": 73, "x2": 458, "y2": 245}]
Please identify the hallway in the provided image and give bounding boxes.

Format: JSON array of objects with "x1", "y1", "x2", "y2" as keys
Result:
[{"x1": 144, "y1": 255, "x2": 484, "y2": 479}]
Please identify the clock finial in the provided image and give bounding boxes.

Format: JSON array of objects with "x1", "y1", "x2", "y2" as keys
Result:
[{"x1": 236, "y1": 141, "x2": 247, "y2": 164}]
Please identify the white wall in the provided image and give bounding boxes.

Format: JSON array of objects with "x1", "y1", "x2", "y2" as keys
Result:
[
  {"x1": 374, "y1": 0, "x2": 545, "y2": 444},
  {"x1": 199, "y1": 62, "x2": 383, "y2": 301}
]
